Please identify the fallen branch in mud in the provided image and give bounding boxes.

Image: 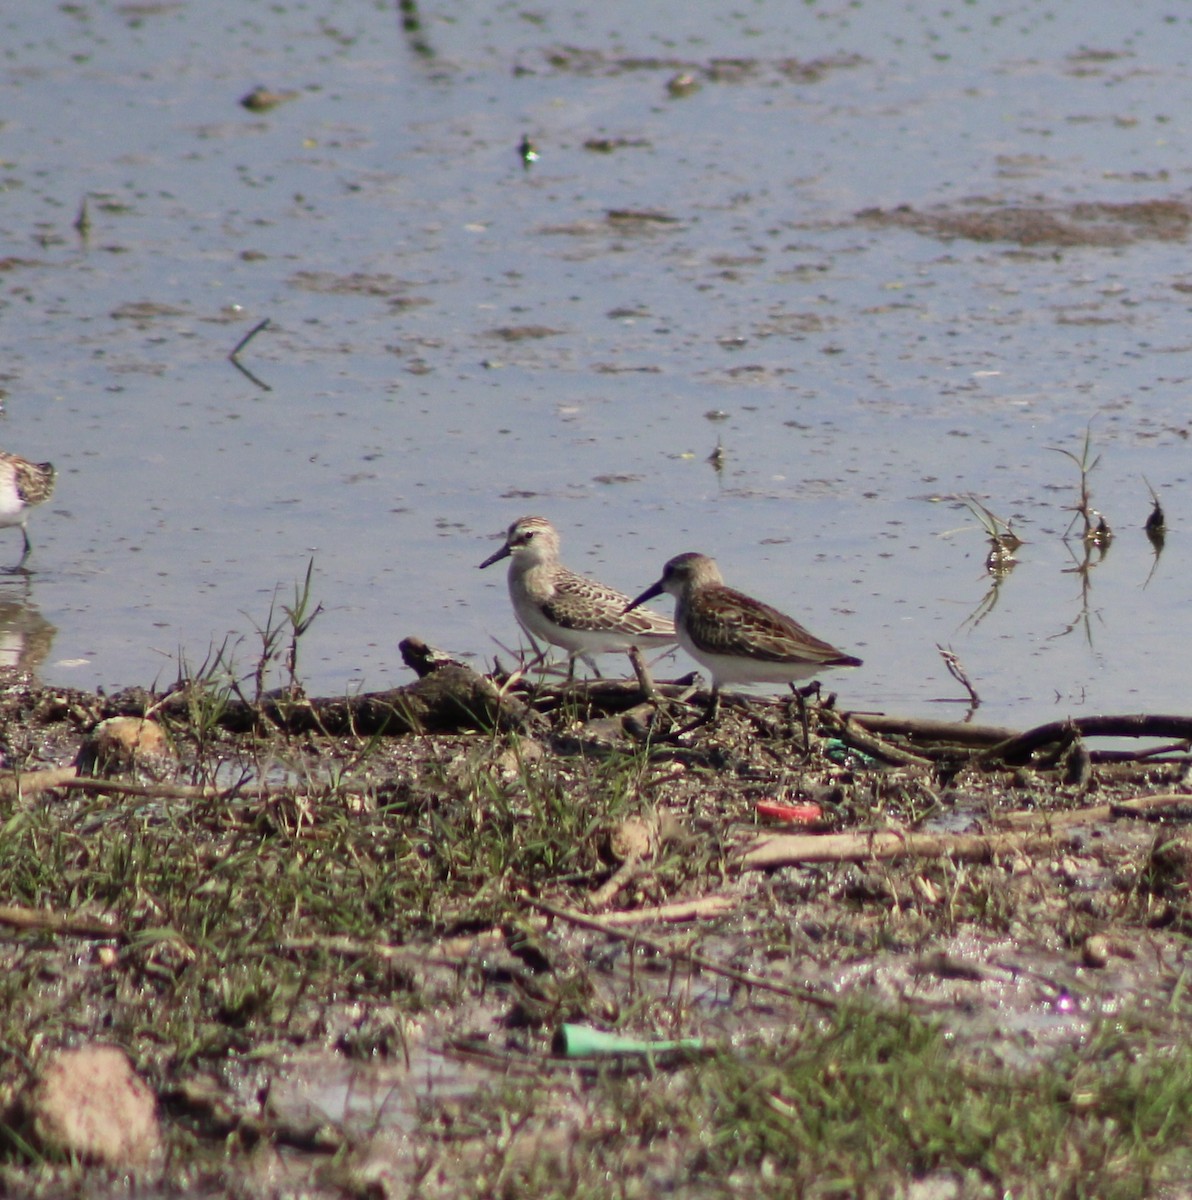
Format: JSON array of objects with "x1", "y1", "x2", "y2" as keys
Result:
[
  {"x1": 110, "y1": 658, "x2": 542, "y2": 737},
  {"x1": 819, "y1": 710, "x2": 935, "y2": 767},
  {"x1": 595, "y1": 896, "x2": 736, "y2": 925},
  {"x1": 0, "y1": 766, "x2": 80, "y2": 800},
  {"x1": 58, "y1": 777, "x2": 280, "y2": 801},
  {"x1": 998, "y1": 791, "x2": 1192, "y2": 828},
  {"x1": 846, "y1": 713, "x2": 1020, "y2": 750},
  {"x1": 523, "y1": 893, "x2": 839, "y2": 1010},
  {"x1": 841, "y1": 712, "x2": 1192, "y2": 768},
  {"x1": 588, "y1": 858, "x2": 651, "y2": 910},
  {"x1": 978, "y1": 714, "x2": 1192, "y2": 765},
  {"x1": 0, "y1": 903, "x2": 122, "y2": 939},
  {"x1": 736, "y1": 827, "x2": 1066, "y2": 872}
]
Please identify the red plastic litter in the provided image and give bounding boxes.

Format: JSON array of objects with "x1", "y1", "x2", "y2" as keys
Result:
[{"x1": 756, "y1": 800, "x2": 823, "y2": 825}]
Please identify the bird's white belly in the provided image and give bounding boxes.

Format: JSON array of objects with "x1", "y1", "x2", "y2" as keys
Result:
[
  {"x1": 0, "y1": 489, "x2": 26, "y2": 525},
  {"x1": 510, "y1": 592, "x2": 610, "y2": 654}
]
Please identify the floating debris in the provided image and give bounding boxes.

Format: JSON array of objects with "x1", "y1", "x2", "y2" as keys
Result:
[
  {"x1": 984, "y1": 538, "x2": 1018, "y2": 575},
  {"x1": 961, "y1": 495, "x2": 1022, "y2": 574},
  {"x1": 667, "y1": 71, "x2": 701, "y2": 97},
  {"x1": 1084, "y1": 511, "x2": 1113, "y2": 547},
  {"x1": 607, "y1": 208, "x2": 680, "y2": 224},
  {"x1": 1144, "y1": 476, "x2": 1166, "y2": 553},
  {"x1": 73, "y1": 197, "x2": 90, "y2": 239},
  {"x1": 240, "y1": 86, "x2": 299, "y2": 112},
  {"x1": 583, "y1": 136, "x2": 650, "y2": 153},
  {"x1": 1146, "y1": 499, "x2": 1166, "y2": 534}
]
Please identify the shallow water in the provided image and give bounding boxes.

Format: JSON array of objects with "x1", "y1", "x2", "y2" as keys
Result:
[{"x1": 3, "y1": 0, "x2": 1192, "y2": 729}]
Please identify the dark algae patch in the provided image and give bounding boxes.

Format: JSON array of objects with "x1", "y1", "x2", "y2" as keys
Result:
[
  {"x1": 3, "y1": 651, "x2": 1192, "y2": 1197},
  {"x1": 858, "y1": 196, "x2": 1192, "y2": 247}
]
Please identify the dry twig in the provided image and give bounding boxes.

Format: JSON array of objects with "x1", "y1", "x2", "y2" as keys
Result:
[{"x1": 523, "y1": 893, "x2": 838, "y2": 1010}]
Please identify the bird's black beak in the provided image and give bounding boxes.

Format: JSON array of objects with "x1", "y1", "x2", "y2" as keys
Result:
[
  {"x1": 623, "y1": 579, "x2": 664, "y2": 613},
  {"x1": 478, "y1": 543, "x2": 511, "y2": 569}
]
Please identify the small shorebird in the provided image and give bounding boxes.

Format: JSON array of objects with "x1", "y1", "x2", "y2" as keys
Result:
[
  {"x1": 626, "y1": 551, "x2": 861, "y2": 718},
  {"x1": 0, "y1": 451, "x2": 55, "y2": 566},
  {"x1": 479, "y1": 515, "x2": 676, "y2": 675}
]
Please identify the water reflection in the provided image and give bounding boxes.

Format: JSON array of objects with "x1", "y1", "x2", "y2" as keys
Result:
[
  {"x1": 959, "y1": 496, "x2": 1021, "y2": 633},
  {"x1": 1144, "y1": 479, "x2": 1166, "y2": 586},
  {"x1": 1052, "y1": 537, "x2": 1111, "y2": 646},
  {"x1": 0, "y1": 585, "x2": 56, "y2": 674},
  {"x1": 962, "y1": 571, "x2": 1012, "y2": 633}
]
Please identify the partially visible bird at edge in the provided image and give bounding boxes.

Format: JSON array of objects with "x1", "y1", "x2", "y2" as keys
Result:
[{"x1": 0, "y1": 451, "x2": 55, "y2": 567}]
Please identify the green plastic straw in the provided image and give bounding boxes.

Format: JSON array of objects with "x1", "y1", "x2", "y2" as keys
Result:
[{"x1": 554, "y1": 1023, "x2": 705, "y2": 1058}]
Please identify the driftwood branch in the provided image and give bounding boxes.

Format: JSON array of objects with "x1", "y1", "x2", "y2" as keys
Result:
[
  {"x1": 99, "y1": 638, "x2": 693, "y2": 738},
  {"x1": 839, "y1": 713, "x2": 1192, "y2": 768},
  {"x1": 981, "y1": 714, "x2": 1192, "y2": 765},
  {"x1": 848, "y1": 713, "x2": 1020, "y2": 748},
  {"x1": 595, "y1": 896, "x2": 736, "y2": 925},
  {"x1": 228, "y1": 317, "x2": 272, "y2": 391},
  {"x1": 0, "y1": 766, "x2": 81, "y2": 800},
  {"x1": 108, "y1": 659, "x2": 541, "y2": 737},
  {"x1": 736, "y1": 827, "x2": 1066, "y2": 872},
  {"x1": 998, "y1": 791, "x2": 1192, "y2": 828},
  {"x1": 0, "y1": 904, "x2": 122, "y2": 939},
  {"x1": 818, "y1": 710, "x2": 934, "y2": 767}
]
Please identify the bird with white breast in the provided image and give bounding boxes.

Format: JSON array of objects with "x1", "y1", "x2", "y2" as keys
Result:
[
  {"x1": 0, "y1": 451, "x2": 55, "y2": 567},
  {"x1": 479, "y1": 515, "x2": 676, "y2": 676}
]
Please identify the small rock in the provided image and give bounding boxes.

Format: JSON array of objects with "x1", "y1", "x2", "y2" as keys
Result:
[
  {"x1": 493, "y1": 738, "x2": 545, "y2": 778},
  {"x1": 26, "y1": 1044, "x2": 161, "y2": 1168},
  {"x1": 76, "y1": 717, "x2": 173, "y2": 775},
  {"x1": 1081, "y1": 934, "x2": 1111, "y2": 969},
  {"x1": 605, "y1": 816, "x2": 659, "y2": 863}
]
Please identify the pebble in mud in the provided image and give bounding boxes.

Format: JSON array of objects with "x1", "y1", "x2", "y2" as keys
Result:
[{"x1": 25, "y1": 1044, "x2": 161, "y2": 1168}]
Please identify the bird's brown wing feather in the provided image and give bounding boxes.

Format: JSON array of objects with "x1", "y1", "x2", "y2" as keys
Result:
[{"x1": 689, "y1": 585, "x2": 853, "y2": 665}]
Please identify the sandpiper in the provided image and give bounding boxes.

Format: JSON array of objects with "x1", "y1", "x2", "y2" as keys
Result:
[
  {"x1": 479, "y1": 515, "x2": 676, "y2": 675},
  {"x1": 625, "y1": 551, "x2": 861, "y2": 717},
  {"x1": 0, "y1": 451, "x2": 55, "y2": 566}
]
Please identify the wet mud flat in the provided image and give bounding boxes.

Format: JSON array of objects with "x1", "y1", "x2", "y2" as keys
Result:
[{"x1": 3, "y1": 652, "x2": 1192, "y2": 1198}]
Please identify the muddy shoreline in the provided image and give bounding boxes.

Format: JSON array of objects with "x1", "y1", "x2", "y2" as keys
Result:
[{"x1": 1, "y1": 651, "x2": 1192, "y2": 1196}]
